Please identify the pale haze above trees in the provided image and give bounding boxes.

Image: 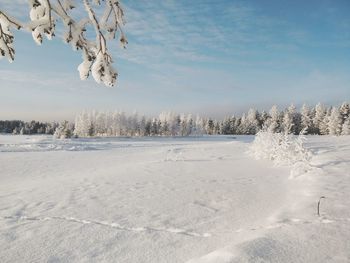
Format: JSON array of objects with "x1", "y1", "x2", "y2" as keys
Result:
[{"x1": 0, "y1": 0, "x2": 127, "y2": 87}]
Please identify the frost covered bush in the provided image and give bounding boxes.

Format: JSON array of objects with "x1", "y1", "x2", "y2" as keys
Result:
[
  {"x1": 0, "y1": 0, "x2": 127, "y2": 87},
  {"x1": 249, "y1": 128, "x2": 312, "y2": 177},
  {"x1": 54, "y1": 121, "x2": 74, "y2": 139}
]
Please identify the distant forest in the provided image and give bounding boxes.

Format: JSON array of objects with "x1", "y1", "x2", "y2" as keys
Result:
[
  {"x1": 0, "y1": 120, "x2": 58, "y2": 135},
  {"x1": 1, "y1": 102, "x2": 349, "y2": 138}
]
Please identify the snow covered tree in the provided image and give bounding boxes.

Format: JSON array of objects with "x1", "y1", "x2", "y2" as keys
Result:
[
  {"x1": 229, "y1": 116, "x2": 237, "y2": 134},
  {"x1": 74, "y1": 111, "x2": 92, "y2": 137},
  {"x1": 180, "y1": 114, "x2": 188, "y2": 136},
  {"x1": 70, "y1": 103, "x2": 350, "y2": 138},
  {"x1": 319, "y1": 107, "x2": 331, "y2": 135},
  {"x1": 194, "y1": 115, "x2": 205, "y2": 135},
  {"x1": 300, "y1": 104, "x2": 312, "y2": 133},
  {"x1": 234, "y1": 117, "x2": 241, "y2": 134},
  {"x1": 128, "y1": 112, "x2": 139, "y2": 136},
  {"x1": 236, "y1": 114, "x2": 244, "y2": 134},
  {"x1": 144, "y1": 119, "x2": 151, "y2": 136},
  {"x1": 259, "y1": 111, "x2": 268, "y2": 128},
  {"x1": 95, "y1": 111, "x2": 107, "y2": 135},
  {"x1": 328, "y1": 107, "x2": 342, "y2": 136},
  {"x1": 282, "y1": 104, "x2": 298, "y2": 134},
  {"x1": 339, "y1": 102, "x2": 350, "y2": 124},
  {"x1": 221, "y1": 117, "x2": 232, "y2": 135},
  {"x1": 0, "y1": 0, "x2": 127, "y2": 87},
  {"x1": 54, "y1": 120, "x2": 73, "y2": 139},
  {"x1": 313, "y1": 103, "x2": 326, "y2": 135},
  {"x1": 341, "y1": 117, "x2": 350, "y2": 135},
  {"x1": 266, "y1": 105, "x2": 281, "y2": 133},
  {"x1": 282, "y1": 111, "x2": 293, "y2": 134},
  {"x1": 186, "y1": 115, "x2": 194, "y2": 136},
  {"x1": 159, "y1": 120, "x2": 169, "y2": 136},
  {"x1": 12, "y1": 127, "x2": 19, "y2": 135},
  {"x1": 246, "y1": 108, "x2": 260, "y2": 134},
  {"x1": 138, "y1": 116, "x2": 147, "y2": 136},
  {"x1": 150, "y1": 118, "x2": 159, "y2": 136},
  {"x1": 308, "y1": 106, "x2": 316, "y2": 134},
  {"x1": 214, "y1": 121, "x2": 220, "y2": 135},
  {"x1": 206, "y1": 119, "x2": 215, "y2": 135}
]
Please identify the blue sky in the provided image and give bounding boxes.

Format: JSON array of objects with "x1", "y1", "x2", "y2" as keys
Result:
[{"x1": 0, "y1": 0, "x2": 349, "y2": 121}]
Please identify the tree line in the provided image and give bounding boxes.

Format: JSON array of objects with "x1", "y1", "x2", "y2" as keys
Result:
[
  {"x1": 1, "y1": 102, "x2": 349, "y2": 138},
  {"x1": 71, "y1": 102, "x2": 350, "y2": 138},
  {"x1": 0, "y1": 120, "x2": 58, "y2": 135}
]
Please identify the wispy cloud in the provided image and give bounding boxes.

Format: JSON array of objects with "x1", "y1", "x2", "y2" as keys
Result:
[
  {"x1": 117, "y1": 0, "x2": 350, "y2": 69},
  {"x1": 1, "y1": 0, "x2": 349, "y2": 120},
  {"x1": 3, "y1": 0, "x2": 348, "y2": 68}
]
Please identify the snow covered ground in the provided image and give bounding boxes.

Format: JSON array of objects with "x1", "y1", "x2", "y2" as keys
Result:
[{"x1": 0, "y1": 135, "x2": 349, "y2": 262}]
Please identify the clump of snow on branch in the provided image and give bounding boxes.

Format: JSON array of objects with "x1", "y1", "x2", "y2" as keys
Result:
[
  {"x1": 0, "y1": 12, "x2": 18, "y2": 62},
  {"x1": 0, "y1": 0, "x2": 127, "y2": 87},
  {"x1": 249, "y1": 128, "x2": 313, "y2": 178}
]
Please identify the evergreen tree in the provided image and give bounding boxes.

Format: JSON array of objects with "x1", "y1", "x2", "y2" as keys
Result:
[
  {"x1": 259, "y1": 111, "x2": 269, "y2": 129},
  {"x1": 301, "y1": 104, "x2": 312, "y2": 133},
  {"x1": 328, "y1": 107, "x2": 342, "y2": 136},
  {"x1": 206, "y1": 119, "x2": 214, "y2": 135},
  {"x1": 238, "y1": 114, "x2": 247, "y2": 134},
  {"x1": 74, "y1": 111, "x2": 90, "y2": 137},
  {"x1": 145, "y1": 120, "x2": 152, "y2": 136},
  {"x1": 160, "y1": 120, "x2": 169, "y2": 136},
  {"x1": 54, "y1": 121, "x2": 73, "y2": 139},
  {"x1": 282, "y1": 104, "x2": 297, "y2": 134},
  {"x1": 139, "y1": 116, "x2": 147, "y2": 136},
  {"x1": 339, "y1": 102, "x2": 350, "y2": 124},
  {"x1": 341, "y1": 117, "x2": 350, "y2": 135},
  {"x1": 308, "y1": 107, "x2": 316, "y2": 134},
  {"x1": 320, "y1": 107, "x2": 331, "y2": 135},
  {"x1": 221, "y1": 117, "x2": 231, "y2": 135},
  {"x1": 234, "y1": 117, "x2": 241, "y2": 134},
  {"x1": 180, "y1": 114, "x2": 188, "y2": 136},
  {"x1": 214, "y1": 121, "x2": 221, "y2": 135},
  {"x1": 267, "y1": 105, "x2": 281, "y2": 133},
  {"x1": 187, "y1": 116, "x2": 194, "y2": 135},
  {"x1": 229, "y1": 116, "x2": 237, "y2": 134},
  {"x1": 150, "y1": 118, "x2": 159, "y2": 136},
  {"x1": 194, "y1": 116, "x2": 205, "y2": 135},
  {"x1": 246, "y1": 108, "x2": 260, "y2": 134},
  {"x1": 313, "y1": 103, "x2": 326, "y2": 135}
]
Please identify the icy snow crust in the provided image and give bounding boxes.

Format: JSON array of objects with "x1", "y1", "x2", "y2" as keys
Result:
[{"x1": 0, "y1": 135, "x2": 349, "y2": 262}]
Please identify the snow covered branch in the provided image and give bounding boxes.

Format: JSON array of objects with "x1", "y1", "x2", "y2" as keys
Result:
[{"x1": 0, "y1": 0, "x2": 127, "y2": 87}]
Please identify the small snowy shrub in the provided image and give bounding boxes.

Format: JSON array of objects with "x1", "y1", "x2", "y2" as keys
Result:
[
  {"x1": 54, "y1": 121, "x2": 73, "y2": 139},
  {"x1": 249, "y1": 128, "x2": 312, "y2": 177}
]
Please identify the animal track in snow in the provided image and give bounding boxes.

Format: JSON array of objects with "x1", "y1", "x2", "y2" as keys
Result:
[{"x1": 0, "y1": 215, "x2": 211, "y2": 238}]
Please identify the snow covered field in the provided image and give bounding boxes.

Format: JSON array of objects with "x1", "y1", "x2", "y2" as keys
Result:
[{"x1": 0, "y1": 135, "x2": 349, "y2": 262}]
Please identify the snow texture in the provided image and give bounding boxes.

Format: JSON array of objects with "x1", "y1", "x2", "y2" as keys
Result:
[{"x1": 0, "y1": 135, "x2": 349, "y2": 262}]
